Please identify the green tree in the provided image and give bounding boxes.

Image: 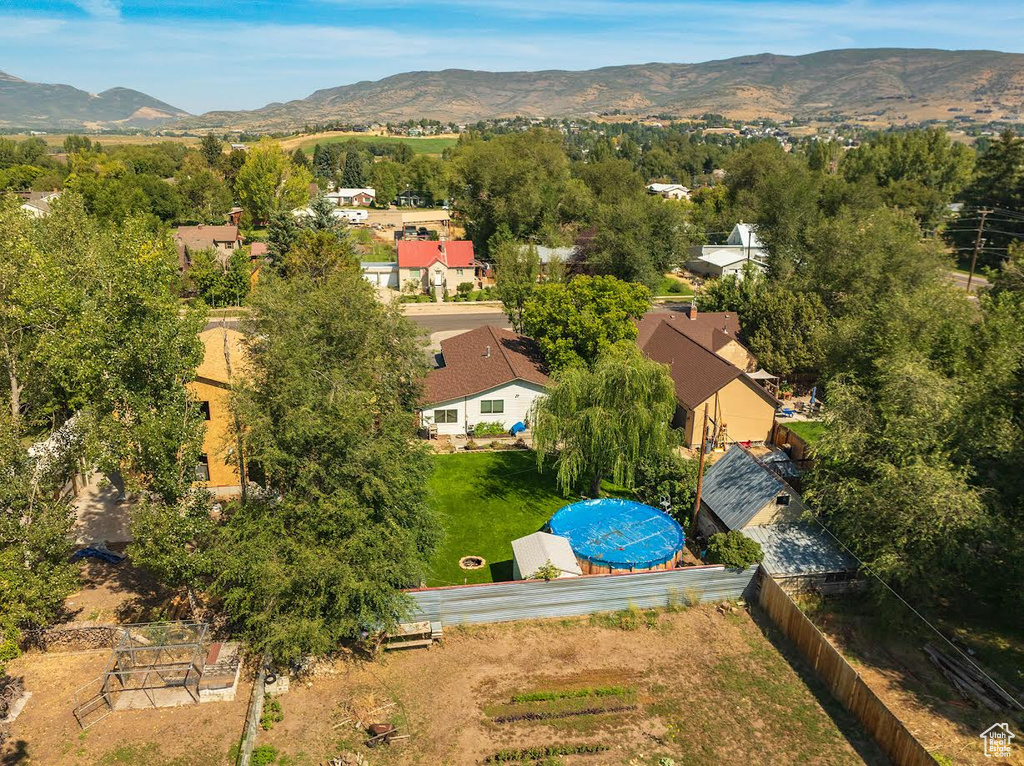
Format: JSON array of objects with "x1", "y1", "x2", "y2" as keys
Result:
[
  {"x1": 341, "y1": 149, "x2": 366, "y2": 188},
  {"x1": 284, "y1": 229, "x2": 357, "y2": 283},
  {"x1": 705, "y1": 531, "x2": 763, "y2": 568},
  {"x1": 534, "y1": 342, "x2": 678, "y2": 496},
  {"x1": 521, "y1": 275, "x2": 651, "y2": 370},
  {"x1": 189, "y1": 248, "x2": 251, "y2": 307},
  {"x1": 234, "y1": 138, "x2": 313, "y2": 225},
  {"x1": 175, "y1": 153, "x2": 232, "y2": 224},
  {"x1": 494, "y1": 241, "x2": 539, "y2": 331},
  {"x1": 200, "y1": 134, "x2": 224, "y2": 166},
  {"x1": 633, "y1": 453, "x2": 698, "y2": 521},
  {"x1": 370, "y1": 160, "x2": 403, "y2": 208},
  {"x1": 212, "y1": 269, "x2": 438, "y2": 660},
  {"x1": 291, "y1": 147, "x2": 310, "y2": 170}
]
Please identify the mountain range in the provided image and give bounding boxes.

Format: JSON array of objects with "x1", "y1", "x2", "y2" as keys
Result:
[
  {"x1": 0, "y1": 70, "x2": 189, "y2": 131},
  {"x1": 177, "y1": 48, "x2": 1024, "y2": 131},
  {"x1": 4, "y1": 48, "x2": 1024, "y2": 133}
]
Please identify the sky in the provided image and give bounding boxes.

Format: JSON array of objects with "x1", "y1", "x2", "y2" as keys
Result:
[{"x1": 4, "y1": 0, "x2": 1024, "y2": 114}]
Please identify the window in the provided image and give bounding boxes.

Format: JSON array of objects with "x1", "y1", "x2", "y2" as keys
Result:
[
  {"x1": 480, "y1": 400, "x2": 504, "y2": 414},
  {"x1": 195, "y1": 454, "x2": 210, "y2": 482},
  {"x1": 776, "y1": 493, "x2": 791, "y2": 507},
  {"x1": 434, "y1": 409, "x2": 458, "y2": 424},
  {"x1": 455, "y1": 268, "x2": 464, "y2": 276},
  {"x1": 409, "y1": 268, "x2": 421, "y2": 278},
  {"x1": 199, "y1": 401, "x2": 211, "y2": 421}
]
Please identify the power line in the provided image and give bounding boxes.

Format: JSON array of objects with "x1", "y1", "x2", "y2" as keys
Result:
[{"x1": 805, "y1": 512, "x2": 1024, "y2": 713}]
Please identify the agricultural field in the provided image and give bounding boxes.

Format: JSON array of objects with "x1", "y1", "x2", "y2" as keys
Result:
[
  {"x1": 256, "y1": 605, "x2": 883, "y2": 765},
  {"x1": 3, "y1": 133, "x2": 199, "y2": 148},
  {"x1": 282, "y1": 132, "x2": 459, "y2": 156}
]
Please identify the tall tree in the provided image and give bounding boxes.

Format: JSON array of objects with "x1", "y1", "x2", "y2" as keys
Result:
[
  {"x1": 494, "y1": 241, "x2": 539, "y2": 332},
  {"x1": 534, "y1": 342, "x2": 678, "y2": 496},
  {"x1": 521, "y1": 275, "x2": 650, "y2": 370},
  {"x1": 175, "y1": 153, "x2": 232, "y2": 224},
  {"x1": 199, "y1": 134, "x2": 224, "y2": 167},
  {"x1": 234, "y1": 138, "x2": 313, "y2": 225},
  {"x1": 341, "y1": 149, "x2": 366, "y2": 188},
  {"x1": 211, "y1": 270, "x2": 438, "y2": 660}
]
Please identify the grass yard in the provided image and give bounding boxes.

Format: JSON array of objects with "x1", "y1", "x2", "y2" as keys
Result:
[
  {"x1": 256, "y1": 605, "x2": 882, "y2": 765},
  {"x1": 295, "y1": 134, "x2": 458, "y2": 156},
  {"x1": 785, "y1": 419, "x2": 826, "y2": 445},
  {"x1": 425, "y1": 451, "x2": 575, "y2": 586},
  {"x1": 655, "y1": 274, "x2": 694, "y2": 298}
]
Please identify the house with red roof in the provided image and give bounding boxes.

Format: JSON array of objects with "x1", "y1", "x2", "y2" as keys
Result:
[
  {"x1": 419, "y1": 326, "x2": 548, "y2": 436},
  {"x1": 397, "y1": 240, "x2": 476, "y2": 296}
]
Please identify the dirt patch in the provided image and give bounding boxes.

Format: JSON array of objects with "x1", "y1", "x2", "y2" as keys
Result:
[
  {"x1": 0, "y1": 651, "x2": 248, "y2": 765},
  {"x1": 258, "y1": 606, "x2": 882, "y2": 765}
]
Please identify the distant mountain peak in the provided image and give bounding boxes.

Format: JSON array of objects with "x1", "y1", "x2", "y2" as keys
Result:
[
  {"x1": 176, "y1": 48, "x2": 1024, "y2": 132},
  {"x1": 0, "y1": 71, "x2": 189, "y2": 131}
]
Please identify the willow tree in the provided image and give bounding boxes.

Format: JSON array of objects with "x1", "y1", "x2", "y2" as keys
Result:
[{"x1": 533, "y1": 342, "x2": 678, "y2": 497}]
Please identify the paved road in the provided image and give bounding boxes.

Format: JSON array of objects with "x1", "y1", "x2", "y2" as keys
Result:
[
  {"x1": 948, "y1": 270, "x2": 990, "y2": 292},
  {"x1": 408, "y1": 310, "x2": 510, "y2": 334}
]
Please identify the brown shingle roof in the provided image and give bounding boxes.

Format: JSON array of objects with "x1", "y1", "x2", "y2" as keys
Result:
[
  {"x1": 637, "y1": 309, "x2": 742, "y2": 352},
  {"x1": 423, "y1": 326, "x2": 548, "y2": 405},
  {"x1": 641, "y1": 321, "x2": 745, "y2": 410}
]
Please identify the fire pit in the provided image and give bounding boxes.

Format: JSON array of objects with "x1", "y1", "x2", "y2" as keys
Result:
[{"x1": 458, "y1": 556, "x2": 486, "y2": 570}]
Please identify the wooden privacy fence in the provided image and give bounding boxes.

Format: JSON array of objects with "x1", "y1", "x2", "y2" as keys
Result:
[
  {"x1": 758, "y1": 574, "x2": 937, "y2": 766},
  {"x1": 407, "y1": 565, "x2": 758, "y2": 626}
]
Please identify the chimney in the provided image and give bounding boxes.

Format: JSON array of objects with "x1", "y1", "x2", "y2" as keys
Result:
[
  {"x1": 687, "y1": 303, "x2": 698, "y2": 320},
  {"x1": 723, "y1": 313, "x2": 731, "y2": 333}
]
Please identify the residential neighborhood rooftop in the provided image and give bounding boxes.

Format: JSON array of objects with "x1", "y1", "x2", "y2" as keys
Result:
[
  {"x1": 196, "y1": 326, "x2": 247, "y2": 386},
  {"x1": 397, "y1": 239, "x2": 475, "y2": 269},
  {"x1": 742, "y1": 522, "x2": 858, "y2": 577},
  {"x1": 423, "y1": 325, "x2": 547, "y2": 405},
  {"x1": 641, "y1": 321, "x2": 747, "y2": 410},
  {"x1": 636, "y1": 309, "x2": 741, "y2": 354}
]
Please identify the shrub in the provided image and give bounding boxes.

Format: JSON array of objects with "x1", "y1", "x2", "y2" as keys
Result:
[
  {"x1": 251, "y1": 745, "x2": 279, "y2": 766},
  {"x1": 487, "y1": 743, "x2": 610, "y2": 761},
  {"x1": 473, "y1": 421, "x2": 506, "y2": 437},
  {"x1": 531, "y1": 560, "x2": 562, "y2": 581},
  {"x1": 260, "y1": 696, "x2": 283, "y2": 730},
  {"x1": 457, "y1": 281, "x2": 474, "y2": 295},
  {"x1": 705, "y1": 530, "x2": 764, "y2": 568}
]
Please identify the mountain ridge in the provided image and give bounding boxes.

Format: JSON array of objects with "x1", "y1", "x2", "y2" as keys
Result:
[
  {"x1": 175, "y1": 48, "x2": 1024, "y2": 130},
  {"x1": 0, "y1": 70, "x2": 189, "y2": 131}
]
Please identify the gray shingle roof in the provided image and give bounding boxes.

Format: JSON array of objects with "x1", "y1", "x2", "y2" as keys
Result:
[
  {"x1": 742, "y1": 523, "x2": 858, "y2": 577},
  {"x1": 701, "y1": 446, "x2": 786, "y2": 530}
]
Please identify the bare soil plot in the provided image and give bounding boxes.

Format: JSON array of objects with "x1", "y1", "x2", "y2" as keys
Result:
[
  {"x1": 807, "y1": 597, "x2": 1024, "y2": 766},
  {"x1": 258, "y1": 605, "x2": 884, "y2": 765},
  {"x1": 0, "y1": 650, "x2": 248, "y2": 765}
]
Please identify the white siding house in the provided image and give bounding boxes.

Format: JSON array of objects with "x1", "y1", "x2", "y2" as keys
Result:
[
  {"x1": 424, "y1": 380, "x2": 546, "y2": 436},
  {"x1": 420, "y1": 326, "x2": 549, "y2": 437}
]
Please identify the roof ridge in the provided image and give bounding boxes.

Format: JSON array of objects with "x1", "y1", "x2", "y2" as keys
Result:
[{"x1": 659, "y1": 320, "x2": 742, "y2": 376}]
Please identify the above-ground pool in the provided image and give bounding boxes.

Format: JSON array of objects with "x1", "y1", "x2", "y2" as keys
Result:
[{"x1": 547, "y1": 498, "x2": 686, "y2": 574}]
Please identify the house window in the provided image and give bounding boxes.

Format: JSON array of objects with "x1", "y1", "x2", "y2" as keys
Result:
[
  {"x1": 199, "y1": 401, "x2": 211, "y2": 421},
  {"x1": 195, "y1": 454, "x2": 210, "y2": 482},
  {"x1": 456, "y1": 268, "x2": 464, "y2": 276},
  {"x1": 480, "y1": 400, "x2": 504, "y2": 414},
  {"x1": 434, "y1": 409, "x2": 458, "y2": 424},
  {"x1": 776, "y1": 493, "x2": 791, "y2": 507},
  {"x1": 409, "y1": 268, "x2": 421, "y2": 278}
]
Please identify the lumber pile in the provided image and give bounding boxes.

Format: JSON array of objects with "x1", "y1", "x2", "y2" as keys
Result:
[{"x1": 923, "y1": 643, "x2": 1020, "y2": 712}]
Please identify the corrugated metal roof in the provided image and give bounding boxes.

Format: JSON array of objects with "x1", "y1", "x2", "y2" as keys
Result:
[
  {"x1": 511, "y1": 532, "x2": 581, "y2": 579},
  {"x1": 742, "y1": 523, "x2": 858, "y2": 577},
  {"x1": 701, "y1": 446, "x2": 786, "y2": 530}
]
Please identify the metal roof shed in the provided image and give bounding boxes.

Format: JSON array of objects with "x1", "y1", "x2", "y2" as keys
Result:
[
  {"x1": 742, "y1": 522, "x2": 860, "y2": 593},
  {"x1": 511, "y1": 532, "x2": 582, "y2": 580}
]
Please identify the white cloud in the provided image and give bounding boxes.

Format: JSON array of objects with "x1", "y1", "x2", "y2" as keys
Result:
[{"x1": 71, "y1": 0, "x2": 121, "y2": 19}]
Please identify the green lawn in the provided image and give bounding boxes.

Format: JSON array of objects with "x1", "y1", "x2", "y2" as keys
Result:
[
  {"x1": 299, "y1": 134, "x2": 458, "y2": 155},
  {"x1": 654, "y1": 275, "x2": 694, "y2": 298},
  {"x1": 424, "y1": 451, "x2": 573, "y2": 586},
  {"x1": 784, "y1": 420, "x2": 826, "y2": 445}
]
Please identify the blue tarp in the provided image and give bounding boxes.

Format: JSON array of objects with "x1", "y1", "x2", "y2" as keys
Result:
[
  {"x1": 509, "y1": 421, "x2": 526, "y2": 436},
  {"x1": 547, "y1": 499, "x2": 685, "y2": 570}
]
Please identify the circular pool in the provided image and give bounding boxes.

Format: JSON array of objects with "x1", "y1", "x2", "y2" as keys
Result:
[{"x1": 547, "y1": 498, "x2": 685, "y2": 574}]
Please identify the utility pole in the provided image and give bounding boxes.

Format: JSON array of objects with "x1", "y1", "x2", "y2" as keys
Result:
[
  {"x1": 967, "y1": 208, "x2": 991, "y2": 293},
  {"x1": 690, "y1": 406, "x2": 710, "y2": 538}
]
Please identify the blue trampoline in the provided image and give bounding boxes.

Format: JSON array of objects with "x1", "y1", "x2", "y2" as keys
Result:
[{"x1": 547, "y1": 498, "x2": 685, "y2": 573}]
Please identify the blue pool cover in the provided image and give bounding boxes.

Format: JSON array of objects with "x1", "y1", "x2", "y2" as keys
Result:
[{"x1": 547, "y1": 499, "x2": 685, "y2": 570}]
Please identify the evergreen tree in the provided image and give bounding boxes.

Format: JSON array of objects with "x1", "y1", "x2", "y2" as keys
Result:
[{"x1": 342, "y1": 150, "x2": 366, "y2": 187}]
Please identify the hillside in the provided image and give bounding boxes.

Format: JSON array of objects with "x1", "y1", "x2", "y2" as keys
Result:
[
  {"x1": 0, "y1": 70, "x2": 189, "y2": 131},
  {"x1": 177, "y1": 48, "x2": 1024, "y2": 130}
]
